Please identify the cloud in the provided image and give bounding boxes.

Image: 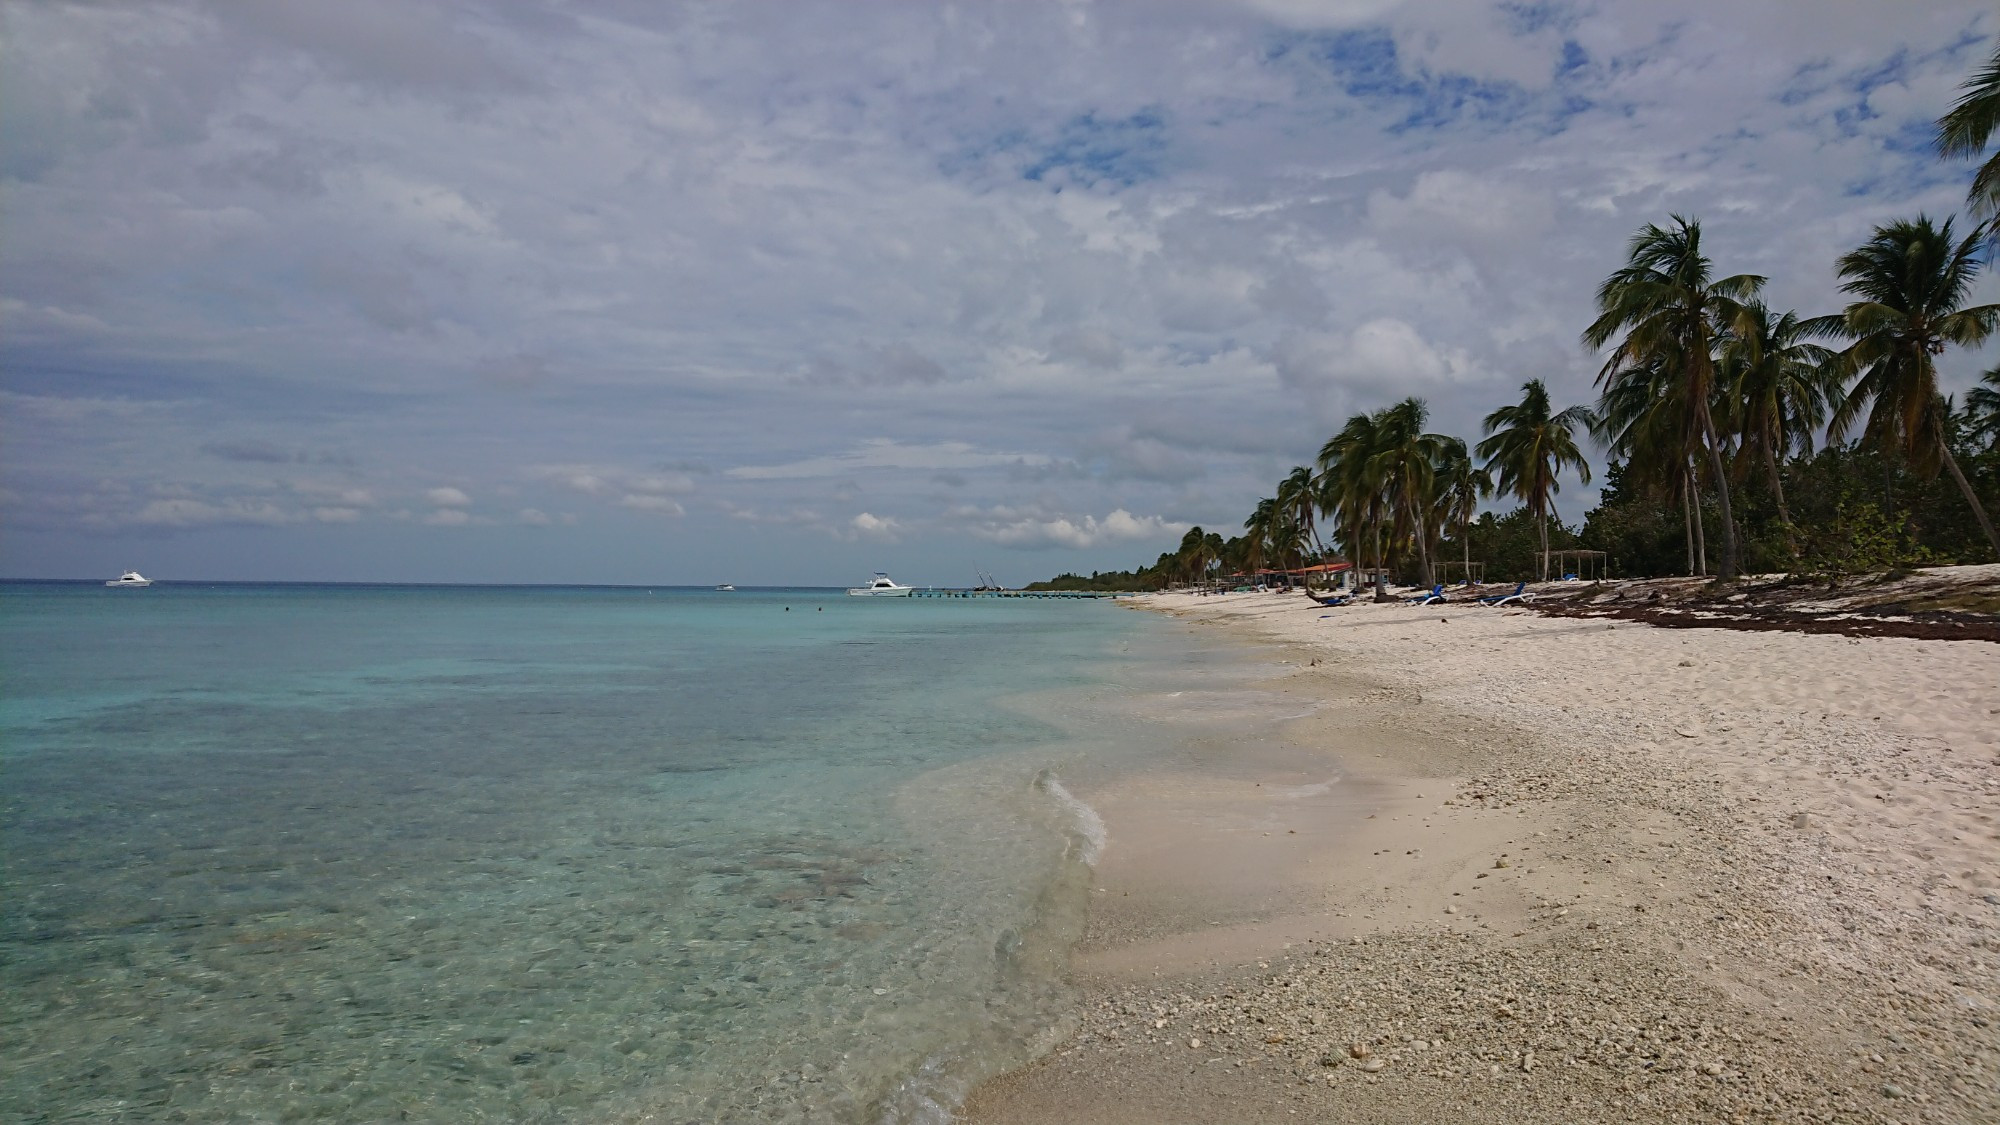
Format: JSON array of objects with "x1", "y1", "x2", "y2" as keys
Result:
[
  {"x1": 201, "y1": 440, "x2": 359, "y2": 467},
  {"x1": 0, "y1": 390, "x2": 176, "y2": 424},
  {"x1": 1366, "y1": 170, "x2": 1556, "y2": 250},
  {"x1": 1045, "y1": 327, "x2": 1126, "y2": 370},
  {"x1": 959, "y1": 506, "x2": 1186, "y2": 550},
  {"x1": 426, "y1": 487, "x2": 472, "y2": 507},
  {"x1": 292, "y1": 483, "x2": 374, "y2": 506},
  {"x1": 4, "y1": 0, "x2": 1996, "y2": 582},
  {"x1": 203, "y1": 439, "x2": 294, "y2": 464},
  {"x1": 728, "y1": 440, "x2": 1054, "y2": 480},
  {"x1": 312, "y1": 506, "x2": 362, "y2": 522},
  {"x1": 229, "y1": 0, "x2": 543, "y2": 97},
  {"x1": 798, "y1": 343, "x2": 949, "y2": 386},
  {"x1": 423, "y1": 507, "x2": 474, "y2": 526},
  {"x1": 1273, "y1": 318, "x2": 1480, "y2": 399},
  {"x1": 618, "y1": 494, "x2": 685, "y2": 516},
  {"x1": 124, "y1": 498, "x2": 297, "y2": 530},
  {"x1": 849, "y1": 511, "x2": 901, "y2": 540},
  {"x1": 517, "y1": 507, "x2": 552, "y2": 525},
  {"x1": 529, "y1": 464, "x2": 693, "y2": 497},
  {"x1": 476, "y1": 351, "x2": 551, "y2": 388}
]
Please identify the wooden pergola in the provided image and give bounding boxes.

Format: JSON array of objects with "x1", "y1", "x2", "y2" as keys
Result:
[
  {"x1": 1538, "y1": 549, "x2": 1608, "y2": 582},
  {"x1": 1439, "y1": 560, "x2": 1485, "y2": 585}
]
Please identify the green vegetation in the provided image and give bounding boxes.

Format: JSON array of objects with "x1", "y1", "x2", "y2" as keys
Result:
[
  {"x1": 1022, "y1": 569, "x2": 1167, "y2": 593},
  {"x1": 1033, "y1": 49, "x2": 2000, "y2": 590}
]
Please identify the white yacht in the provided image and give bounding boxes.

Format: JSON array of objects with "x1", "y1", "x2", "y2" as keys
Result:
[
  {"x1": 105, "y1": 570, "x2": 152, "y2": 588},
  {"x1": 846, "y1": 572, "x2": 914, "y2": 597},
  {"x1": 715, "y1": 584, "x2": 735, "y2": 591}
]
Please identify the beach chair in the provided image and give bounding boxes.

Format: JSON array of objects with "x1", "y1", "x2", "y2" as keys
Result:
[
  {"x1": 1311, "y1": 592, "x2": 1351, "y2": 607},
  {"x1": 1405, "y1": 584, "x2": 1446, "y2": 605},
  {"x1": 1477, "y1": 581, "x2": 1528, "y2": 606}
]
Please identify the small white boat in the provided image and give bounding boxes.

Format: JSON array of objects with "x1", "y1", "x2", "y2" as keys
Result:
[
  {"x1": 715, "y1": 584, "x2": 735, "y2": 591},
  {"x1": 846, "y1": 572, "x2": 914, "y2": 597},
  {"x1": 105, "y1": 570, "x2": 152, "y2": 588}
]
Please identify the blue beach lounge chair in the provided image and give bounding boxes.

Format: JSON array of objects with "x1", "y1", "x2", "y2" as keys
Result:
[
  {"x1": 1405, "y1": 584, "x2": 1446, "y2": 605},
  {"x1": 1477, "y1": 581, "x2": 1528, "y2": 606}
]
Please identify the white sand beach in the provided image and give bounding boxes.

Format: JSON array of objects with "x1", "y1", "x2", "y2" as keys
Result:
[{"x1": 965, "y1": 582, "x2": 2000, "y2": 1124}]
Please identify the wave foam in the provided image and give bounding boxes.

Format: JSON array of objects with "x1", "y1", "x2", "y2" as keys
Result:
[{"x1": 1033, "y1": 770, "x2": 1107, "y2": 866}]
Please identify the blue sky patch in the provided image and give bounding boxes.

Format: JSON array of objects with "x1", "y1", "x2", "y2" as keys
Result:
[
  {"x1": 1020, "y1": 108, "x2": 1169, "y2": 188},
  {"x1": 1264, "y1": 26, "x2": 1593, "y2": 136}
]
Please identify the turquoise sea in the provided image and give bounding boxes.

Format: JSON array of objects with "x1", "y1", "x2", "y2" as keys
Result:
[{"x1": 0, "y1": 582, "x2": 1262, "y2": 1123}]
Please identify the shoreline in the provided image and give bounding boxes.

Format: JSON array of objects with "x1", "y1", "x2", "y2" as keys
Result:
[{"x1": 961, "y1": 589, "x2": 1999, "y2": 1123}]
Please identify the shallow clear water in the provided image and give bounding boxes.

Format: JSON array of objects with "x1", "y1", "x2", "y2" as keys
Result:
[{"x1": 0, "y1": 583, "x2": 1250, "y2": 1123}]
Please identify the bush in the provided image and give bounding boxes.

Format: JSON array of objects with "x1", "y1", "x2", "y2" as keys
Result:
[{"x1": 1793, "y1": 500, "x2": 1933, "y2": 580}]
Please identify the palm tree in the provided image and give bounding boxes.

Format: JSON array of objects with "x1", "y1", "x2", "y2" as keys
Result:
[
  {"x1": 1275, "y1": 465, "x2": 1324, "y2": 559},
  {"x1": 1720, "y1": 304, "x2": 1838, "y2": 556},
  {"x1": 1821, "y1": 215, "x2": 2000, "y2": 558},
  {"x1": 1593, "y1": 347, "x2": 1713, "y2": 575},
  {"x1": 1432, "y1": 437, "x2": 1491, "y2": 582},
  {"x1": 1478, "y1": 379, "x2": 1594, "y2": 581},
  {"x1": 1964, "y1": 366, "x2": 2000, "y2": 448},
  {"x1": 1176, "y1": 525, "x2": 1209, "y2": 586},
  {"x1": 1584, "y1": 215, "x2": 1764, "y2": 580},
  {"x1": 1369, "y1": 397, "x2": 1449, "y2": 587},
  {"x1": 1937, "y1": 43, "x2": 2000, "y2": 220},
  {"x1": 1319, "y1": 410, "x2": 1392, "y2": 598},
  {"x1": 1241, "y1": 498, "x2": 1277, "y2": 574}
]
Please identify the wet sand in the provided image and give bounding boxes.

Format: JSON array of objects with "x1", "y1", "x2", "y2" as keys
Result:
[{"x1": 962, "y1": 586, "x2": 2000, "y2": 1124}]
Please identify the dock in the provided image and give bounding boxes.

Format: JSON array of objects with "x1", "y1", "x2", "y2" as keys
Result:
[{"x1": 909, "y1": 589, "x2": 1125, "y2": 599}]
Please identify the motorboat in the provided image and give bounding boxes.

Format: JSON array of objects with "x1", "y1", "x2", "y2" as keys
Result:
[
  {"x1": 715, "y1": 584, "x2": 735, "y2": 591},
  {"x1": 846, "y1": 572, "x2": 914, "y2": 597},
  {"x1": 105, "y1": 570, "x2": 152, "y2": 588}
]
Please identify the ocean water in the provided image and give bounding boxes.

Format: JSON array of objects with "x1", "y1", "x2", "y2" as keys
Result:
[{"x1": 0, "y1": 582, "x2": 1258, "y2": 1123}]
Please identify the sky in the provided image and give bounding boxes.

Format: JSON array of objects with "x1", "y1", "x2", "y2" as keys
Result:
[{"x1": 3, "y1": 0, "x2": 1997, "y2": 586}]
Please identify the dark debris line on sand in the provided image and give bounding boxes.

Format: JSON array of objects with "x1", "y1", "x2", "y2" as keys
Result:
[
  {"x1": 1531, "y1": 602, "x2": 2000, "y2": 644},
  {"x1": 1523, "y1": 572, "x2": 2000, "y2": 643}
]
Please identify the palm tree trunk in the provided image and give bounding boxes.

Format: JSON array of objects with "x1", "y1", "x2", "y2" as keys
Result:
[
  {"x1": 1698, "y1": 405, "x2": 1740, "y2": 580},
  {"x1": 1765, "y1": 444, "x2": 1798, "y2": 559},
  {"x1": 1681, "y1": 476, "x2": 1696, "y2": 576},
  {"x1": 1537, "y1": 503, "x2": 1549, "y2": 582},
  {"x1": 1688, "y1": 462, "x2": 1708, "y2": 576},
  {"x1": 1939, "y1": 437, "x2": 2000, "y2": 559},
  {"x1": 1695, "y1": 500, "x2": 1708, "y2": 576},
  {"x1": 1411, "y1": 497, "x2": 1434, "y2": 587},
  {"x1": 1372, "y1": 510, "x2": 1389, "y2": 601}
]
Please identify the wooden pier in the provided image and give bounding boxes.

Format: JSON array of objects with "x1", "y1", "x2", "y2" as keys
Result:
[{"x1": 909, "y1": 588, "x2": 1124, "y2": 599}]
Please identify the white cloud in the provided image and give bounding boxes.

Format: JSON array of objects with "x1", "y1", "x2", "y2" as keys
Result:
[
  {"x1": 622, "y1": 473, "x2": 695, "y2": 496},
  {"x1": 618, "y1": 494, "x2": 685, "y2": 516},
  {"x1": 517, "y1": 507, "x2": 552, "y2": 525},
  {"x1": 5, "y1": 0, "x2": 1997, "y2": 582},
  {"x1": 728, "y1": 439, "x2": 1055, "y2": 480},
  {"x1": 529, "y1": 465, "x2": 615, "y2": 496},
  {"x1": 848, "y1": 511, "x2": 901, "y2": 541},
  {"x1": 426, "y1": 487, "x2": 471, "y2": 507},
  {"x1": 529, "y1": 464, "x2": 693, "y2": 497},
  {"x1": 960, "y1": 506, "x2": 1185, "y2": 550},
  {"x1": 1273, "y1": 318, "x2": 1481, "y2": 405},
  {"x1": 1366, "y1": 170, "x2": 1556, "y2": 250},
  {"x1": 312, "y1": 506, "x2": 362, "y2": 522},
  {"x1": 423, "y1": 507, "x2": 472, "y2": 526},
  {"x1": 121, "y1": 498, "x2": 297, "y2": 529}
]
